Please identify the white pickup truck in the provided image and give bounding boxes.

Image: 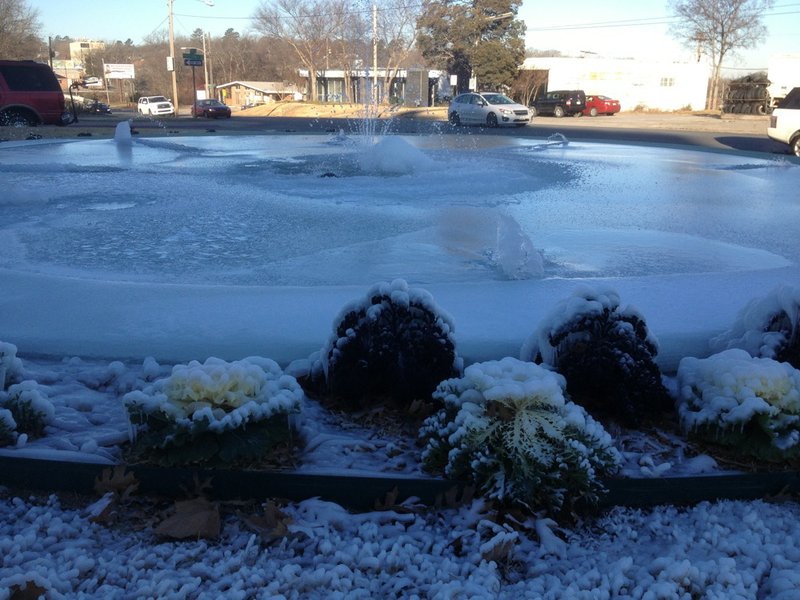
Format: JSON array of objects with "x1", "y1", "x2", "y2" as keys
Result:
[{"x1": 767, "y1": 87, "x2": 800, "y2": 157}]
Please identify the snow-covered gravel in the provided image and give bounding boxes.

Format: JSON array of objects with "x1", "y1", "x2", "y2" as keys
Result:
[{"x1": 2, "y1": 492, "x2": 799, "y2": 599}]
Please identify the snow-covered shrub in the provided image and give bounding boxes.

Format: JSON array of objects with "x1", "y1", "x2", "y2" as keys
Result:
[
  {"x1": 0, "y1": 409, "x2": 16, "y2": 446},
  {"x1": 0, "y1": 341, "x2": 24, "y2": 390},
  {"x1": 0, "y1": 381, "x2": 55, "y2": 439},
  {"x1": 711, "y1": 286, "x2": 800, "y2": 369},
  {"x1": 419, "y1": 358, "x2": 620, "y2": 515},
  {"x1": 676, "y1": 349, "x2": 800, "y2": 460},
  {"x1": 520, "y1": 286, "x2": 671, "y2": 426},
  {"x1": 124, "y1": 356, "x2": 303, "y2": 466},
  {"x1": 311, "y1": 279, "x2": 462, "y2": 409}
]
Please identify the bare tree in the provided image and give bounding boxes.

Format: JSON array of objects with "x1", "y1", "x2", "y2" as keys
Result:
[
  {"x1": 510, "y1": 67, "x2": 546, "y2": 105},
  {"x1": 253, "y1": 0, "x2": 349, "y2": 102},
  {"x1": 0, "y1": 0, "x2": 44, "y2": 60},
  {"x1": 375, "y1": 0, "x2": 422, "y2": 103},
  {"x1": 669, "y1": 0, "x2": 774, "y2": 110}
]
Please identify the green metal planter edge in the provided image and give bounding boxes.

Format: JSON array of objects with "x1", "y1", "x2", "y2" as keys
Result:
[{"x1": 1, "y1": 455, "x2": 798, "y2": 511}]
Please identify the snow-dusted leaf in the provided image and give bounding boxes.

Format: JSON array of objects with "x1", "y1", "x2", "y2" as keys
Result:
[
  {"x1": 154, "y1": 497, "x2": 220, "y2": 540},
  {"x1": 93, "y1": 466, "x2": 139, "y2": 500},
  {"x1": 242, "y1": 501, "x2": 292, "y2": 545}
]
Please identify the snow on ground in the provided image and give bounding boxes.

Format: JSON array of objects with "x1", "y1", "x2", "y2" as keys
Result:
[
  {"x1": 1, "y1": 132, "x2": 799, "y2": 597},
  {"x1": 2, "y1": 492, "x2": 800, "y2": 598}
]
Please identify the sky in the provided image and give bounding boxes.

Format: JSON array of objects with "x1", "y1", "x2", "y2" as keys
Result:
[{"x1": 31, "y1": 0, "x2": 800, "y2": 72}]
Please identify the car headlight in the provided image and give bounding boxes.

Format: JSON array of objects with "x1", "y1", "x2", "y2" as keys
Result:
[{"x1": 499, "y1": 108, "x2": 513, "y2": 115}]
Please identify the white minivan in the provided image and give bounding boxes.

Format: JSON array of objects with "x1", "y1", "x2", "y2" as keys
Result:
[{"x1": 768, "y1": 87, "x2": 800, "y2": 157}]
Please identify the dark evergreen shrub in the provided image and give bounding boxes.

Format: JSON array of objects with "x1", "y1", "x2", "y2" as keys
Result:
[
  {"x1": 318, "y1": 280, "x2": 461, "y2": 409},
  {"x1": 521, "y1": 286, "x2": 672, "y2": 426},
  {"x1": 712, "y1": 286, "x2": 800, "y2": 369}
]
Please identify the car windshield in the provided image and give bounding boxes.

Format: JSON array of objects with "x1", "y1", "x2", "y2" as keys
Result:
[
  {"x1": 199, "y1": 100, "x2": 223, "y2": 106},
  {"x1": 481, "y1": 93, "x2": 515, "y2": 105},
  {"x1": 149, "y1": 96, "x2": 168, "y2": 102}
]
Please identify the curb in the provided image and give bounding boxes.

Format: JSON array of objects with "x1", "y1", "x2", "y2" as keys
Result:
[{"x1": 2, "y1": 456, "x2": 799, "y2": 511}]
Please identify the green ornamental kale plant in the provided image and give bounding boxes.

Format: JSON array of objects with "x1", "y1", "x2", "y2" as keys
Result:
[
  {"x1": 124, "y1": 356, "x2": 303, "y2": 466},
  {"x1": 419, "y1": 357, "x2": 620, "y2": 516},
  {"x1": 521, "y1": 286, "x2": 672, "y2": 426},
  {"x1": 313, "y1": 279, "x2": 462, "y2": 409},
  {"x1": 677, "y1": 349, "x2": 800, "y2": 460}
]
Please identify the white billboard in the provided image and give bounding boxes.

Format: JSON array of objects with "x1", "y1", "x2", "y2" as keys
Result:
[{"x1": 103, "y1": 63, "x2": 135, "y2": 80}]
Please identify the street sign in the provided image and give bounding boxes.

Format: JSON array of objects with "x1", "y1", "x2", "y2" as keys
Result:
[{"x1": 183, "y1": 52, "x2": 203, "y2": 67}]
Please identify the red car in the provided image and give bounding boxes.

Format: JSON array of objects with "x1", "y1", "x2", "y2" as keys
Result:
[
  {"x1": 583, "y1": 95, "x2": 620, "y2": 117},
  {"x1": 191, "y1": 98, "x2": 231, "y2": 119}
]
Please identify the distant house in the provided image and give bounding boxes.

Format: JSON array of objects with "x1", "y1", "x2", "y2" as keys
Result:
[
  {"x1": 521, "y1": 56, "x2": 709, "y2": 112},
  {"x1": 215, "y1": 81, "x2": 305, "y2": 107}
]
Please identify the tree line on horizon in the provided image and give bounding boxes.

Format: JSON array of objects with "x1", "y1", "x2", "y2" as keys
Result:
[{"x1": 0, "y1": 0, "x2": 776, "y2": 110}]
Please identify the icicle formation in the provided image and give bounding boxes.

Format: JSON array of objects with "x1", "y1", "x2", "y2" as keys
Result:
[
  {"x1": 311, "y1": 279, "x2": 462, "y2": 409},
  {"x1": 676, "y1": 349, "x2": 800, "y2": 460},
  {"x1": 520, "y1": 285, "x2": 672, "y2": 426},
  {"x1": 123, "y1": 356, "x2": 303, "y2": 466},
  {"x1": 419, "y1": 357, "x2": 620, "y2": 516},
  {"x1": 0, "y1": 381, "x2": 55, "y2": 447},
  {"x1": 711, "y1": 285, "x2": 800, "y2": 369}
]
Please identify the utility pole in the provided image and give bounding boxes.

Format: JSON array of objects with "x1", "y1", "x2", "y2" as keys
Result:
[
  {"x1": 372, "y1": 3, "x2": 378, "y2": 104},
  {"x1": 202, "y1": 32, "x2": 210, "y2": 99},
  {"x1": 168, "y1": 0, "x2": 179, "y2": 114}
]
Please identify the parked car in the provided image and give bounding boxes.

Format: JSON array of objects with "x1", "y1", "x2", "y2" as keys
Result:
[
  {"x1": 768, "y1": 87, "x2": 800, "y2": 157},
  {"x1": 529, "y1": 90, "x2": 586, "y2": 118},
  {"x1": 448, "y1": 92, "x2": 531, "y2": 127},
  {"x1": 583, "y1": 95, "x2": 620, "y2": 117},
  {"x1": 137, "y1": 96, "x2": 174, "y2": 116},
  {"x1": 192, "y1": 98, "x2": 231, "y2": 119},
  {"x1": 0, "y1": 60, "x2": 72, "y2": 126},
  {"x1": 81, "y1": 99, "x2": 112, "y2": 115}
]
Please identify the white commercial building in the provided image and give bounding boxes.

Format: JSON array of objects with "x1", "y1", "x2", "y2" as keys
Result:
[{"x1": 521, "y1": 56, "x2": 710, "y2": 112}]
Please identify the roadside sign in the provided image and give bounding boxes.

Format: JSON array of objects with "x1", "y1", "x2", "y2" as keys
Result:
[{"x1": 183, "y1": 52, "x2": 204, "y2": 67}]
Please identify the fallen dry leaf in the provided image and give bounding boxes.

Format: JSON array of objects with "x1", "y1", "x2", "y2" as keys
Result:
[{"x1": 155, "y1": 497, "x2": 220, "y2": 540}]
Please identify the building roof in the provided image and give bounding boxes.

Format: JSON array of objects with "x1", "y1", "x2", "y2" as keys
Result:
[{"x1": 215, "y1": 81, "x2": 302, "y2": 94}]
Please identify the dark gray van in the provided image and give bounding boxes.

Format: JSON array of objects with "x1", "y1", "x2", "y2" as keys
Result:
[{"x1": 0, "y1": 60, "x2": 71, "y2": 126}]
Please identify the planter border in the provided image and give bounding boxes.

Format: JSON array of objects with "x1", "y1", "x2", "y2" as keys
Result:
[{"x1": 2, "y1": 455, "x2": 799, "y2": 511}]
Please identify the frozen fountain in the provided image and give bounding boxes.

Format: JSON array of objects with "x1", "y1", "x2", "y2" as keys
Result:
[{"x1": 0, "y1": 126, "x2": 797, "y2": 370}]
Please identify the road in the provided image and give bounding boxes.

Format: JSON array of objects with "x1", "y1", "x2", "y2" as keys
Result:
[{"x1": 25, "y1": 108, "x2": 794, "y2": 156}]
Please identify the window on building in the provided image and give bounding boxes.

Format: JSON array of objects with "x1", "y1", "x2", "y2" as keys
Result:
[{"x1": 660, "y1": 77, "x2": 675, "y2": 87}]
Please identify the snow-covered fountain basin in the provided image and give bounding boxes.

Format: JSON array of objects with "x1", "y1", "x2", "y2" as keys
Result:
[{"x1": 0, "y1": 132, "x2": 797, "y2": 370}]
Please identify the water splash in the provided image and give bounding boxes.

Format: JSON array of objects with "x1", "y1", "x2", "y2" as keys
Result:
[{"x1": 114, "y1": 120, "x2": 133, "y2": 146}]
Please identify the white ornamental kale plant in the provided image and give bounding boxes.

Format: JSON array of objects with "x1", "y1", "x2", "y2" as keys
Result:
[
  {"x1": 711, "y1": 285, "x2": 800, "y2": 369},
  {"x1": 419, "y1": 357, "x2": 620, "y2": 516},
  {"x1": 124, "y1": 356, "x2": 303, "y2": 466},
  {"x1": 677, "y1": 349, "x2": 800, "y2": 460}
]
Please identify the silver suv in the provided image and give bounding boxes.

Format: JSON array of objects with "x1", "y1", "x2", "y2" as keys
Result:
[{"x1": 768, "y1": 87, "x2": 800, "y2": 157}]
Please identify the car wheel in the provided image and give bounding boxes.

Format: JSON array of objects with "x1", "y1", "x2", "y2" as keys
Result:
[
  {"x1": 590, "y1": 107, "x2": 598, "y2": 117},
  {"x1": 0, "y1": 110, "x2": 35, "y2": 127},
  {"x1": 486, "y1": 113, "x2": 498, "y2": 128},
  {"x1": 792, "y1": 136, "x2": 800, "y2": 158},
  {"x1": 553, "y1": 105, "x2": 565, "y2": 118},
  {"x1": 449, "y1": 111, "x2": 461, "y2": 126}
]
